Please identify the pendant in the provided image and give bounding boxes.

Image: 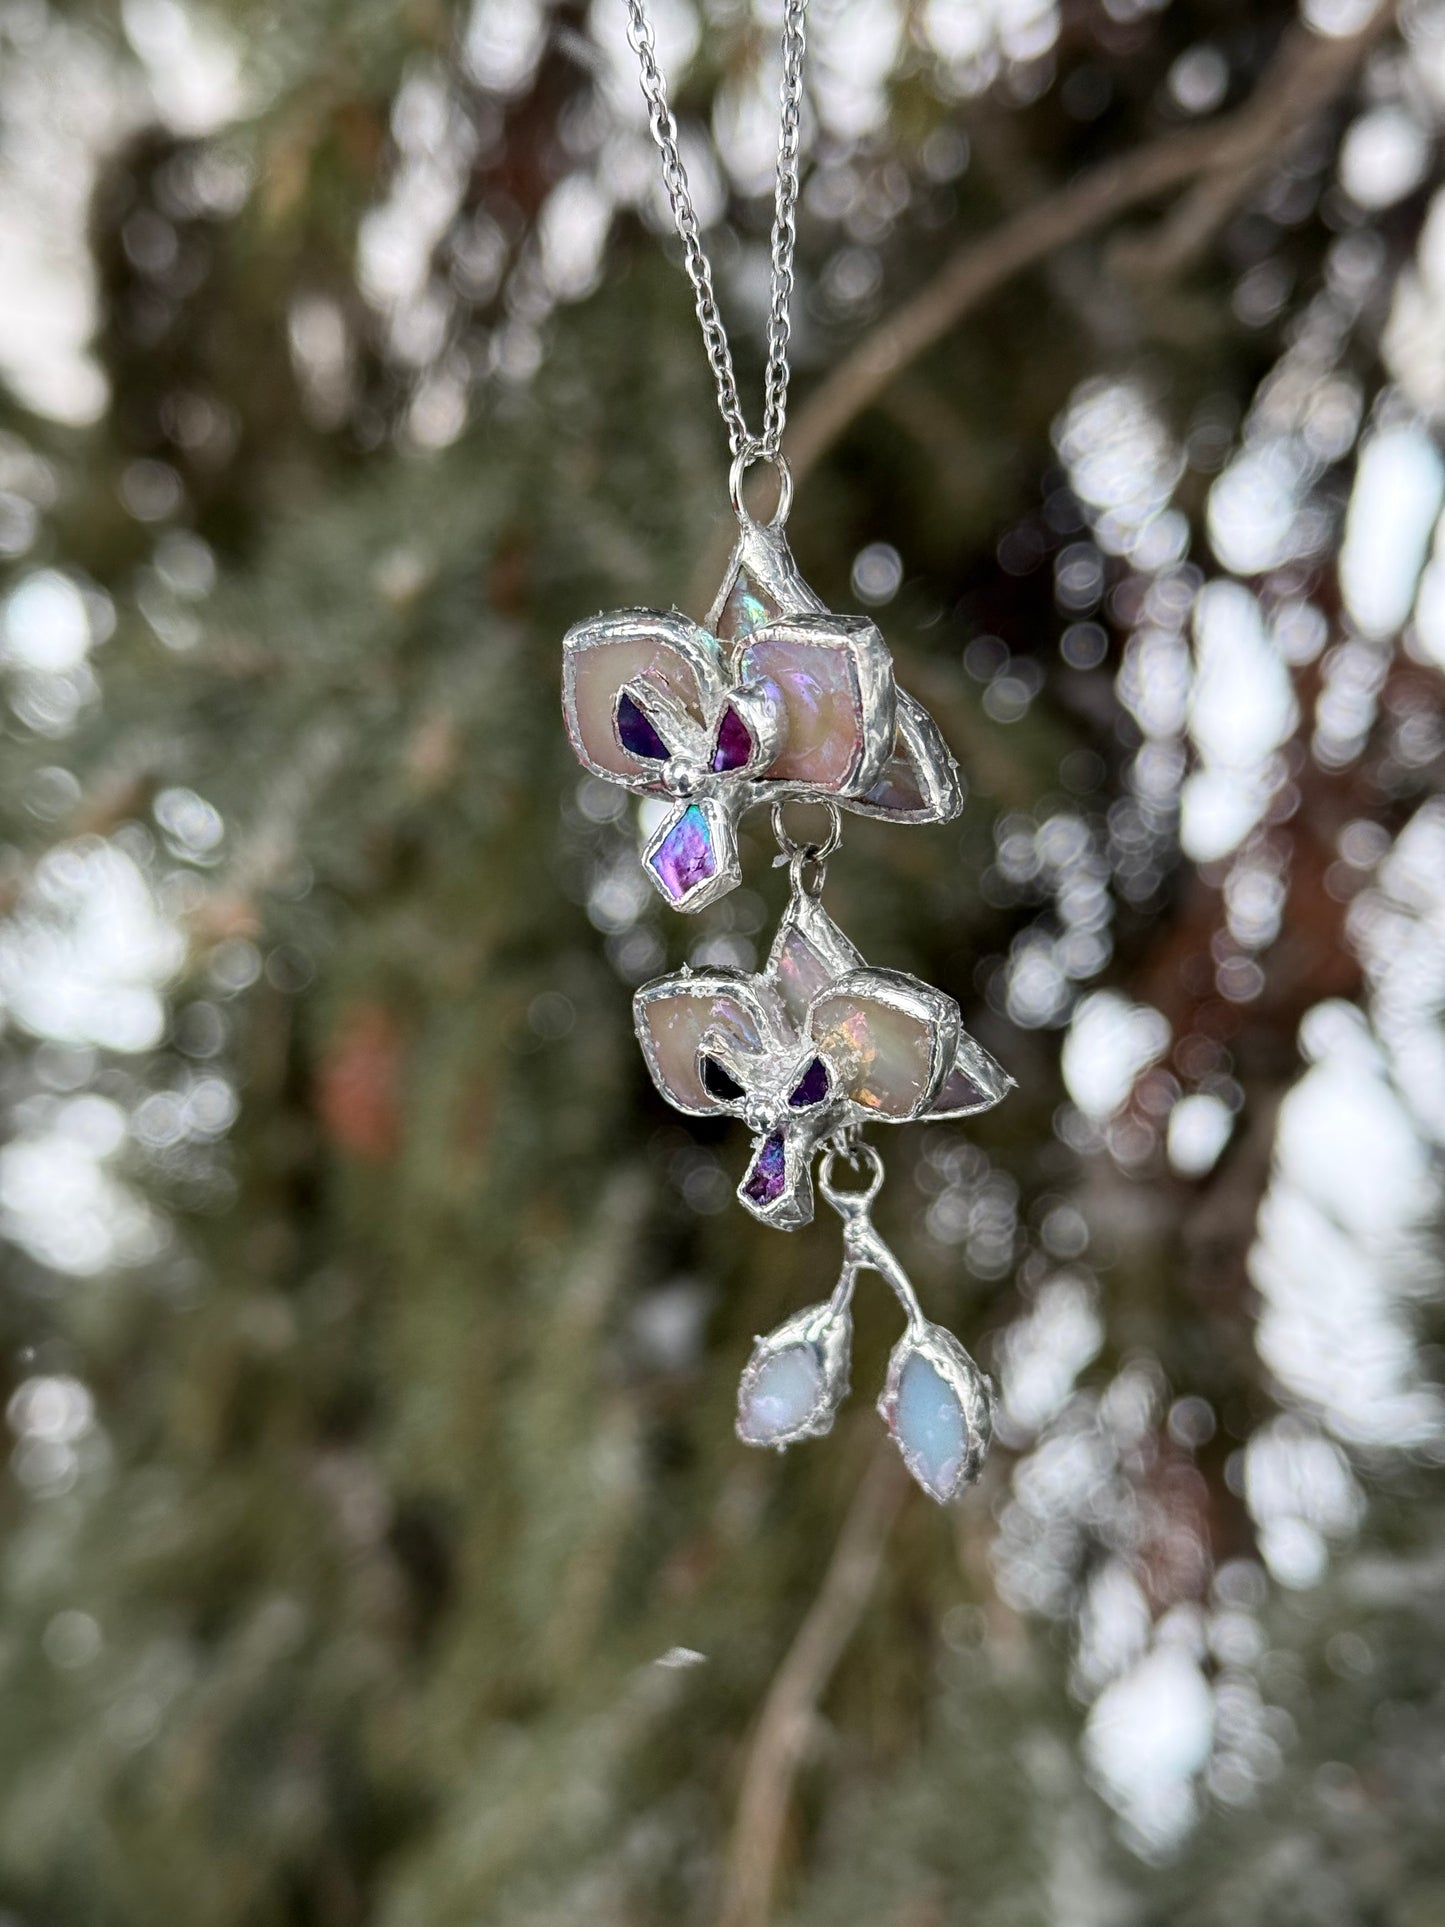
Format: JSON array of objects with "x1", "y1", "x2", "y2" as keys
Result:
[
  {"x1": 736, "y1": 1148, "x2": 996, "y2": 1504},
  {"x1": 633, "y1": 871, "x2": 1011, "y2": 1230},
  {"x1": 560, "y1": 486, "x2": 1012, "y2": 1503},
  {"x1": 561, "y1": 517, "x2": 963, "y2": 911}
]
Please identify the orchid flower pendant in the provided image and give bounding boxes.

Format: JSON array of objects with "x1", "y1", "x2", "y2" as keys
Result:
[
  {"x1": 562, "y1": 518, "x2": 964, "y2": 911},
  {"x1": 633, "y1": 888, "x2": 1012, "y2": 1228},
  {"x1": 565, "y1": 490, "x2": 1013, "y2": 1502}
]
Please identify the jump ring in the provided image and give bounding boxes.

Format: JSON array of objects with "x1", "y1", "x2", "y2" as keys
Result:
[
  {"x1": 818, "y1": 1142, "x2": 884, "y2": 1214},
  {"x1": 729, "y1": 442, "x2": 793, "y2": 529},
  {"x1": 770, "y1": 798, "x2": 841, "y2": 863},
  {"x1": 788, "y1": 847, "x2": 827, "y2": 899}
]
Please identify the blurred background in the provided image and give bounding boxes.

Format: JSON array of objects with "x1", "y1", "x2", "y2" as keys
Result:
[{"x1": 1, "y1": 0, "x2": 1444, "y2": 1921}]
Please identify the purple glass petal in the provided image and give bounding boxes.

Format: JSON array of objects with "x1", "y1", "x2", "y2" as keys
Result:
[
  {"x1": 701, "y1": 1055, "x2": 745, "y2": 1103},
  {"x1": 710, "y1": 704, "x2": 755, "y2": 773},
  {"x1": 742, "y1": 1131, "x2": 787, "y2": 1204},
  {"x1": 647, "y1": 804, "x2": 716, "y2": 902},
  {"x1": 931, "y1": 1063, "x2": 989, "y2": 1112},
  {"x1": 616, "y1": 691, "x2": 670, "y2": 761},
  {"x1": 788, "y1": 1055, "x2": 830, "y2": 1109}
]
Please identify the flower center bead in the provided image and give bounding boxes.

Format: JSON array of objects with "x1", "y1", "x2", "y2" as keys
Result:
[{"x1": 663, "y1": 756, "x2": 705, "y2": 797}]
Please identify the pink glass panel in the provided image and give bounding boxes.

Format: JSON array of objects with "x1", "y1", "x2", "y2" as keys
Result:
[
  {"x1": 772, "y1": 925, "x2": 835, "y2": 1027},
  {"x1": 570, "y1": 635, "x2": 705, "y2": 778},
  {"x1": 740, "y1": 633, "x2": 863, "y2": 790},
  {"x1": 716, "y1": 568, "x2": 782, "y2": 643},
  {"x1": 809, "y1": 990, "x2": 934, "y2": 1117},
  {"x1": 640, "y1": 988, "x2": 762, "y2": 1110}
]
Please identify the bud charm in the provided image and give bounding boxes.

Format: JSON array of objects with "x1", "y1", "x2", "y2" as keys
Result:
[
  {"x1": 878, "y1": 1324, "x2": 995, "y2": 1504},
  {"x1": 729, "y1": 1147, "x2": 998, "y2": 1501},
  {"x1": 736, "y1": 1299, "x2": 853, "y2": 1449}
]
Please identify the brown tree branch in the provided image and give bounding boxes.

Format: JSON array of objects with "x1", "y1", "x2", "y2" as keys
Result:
[
  {"x1": 717, "y1": 1446, "x2": 909, "y2": 1927},
  {"x1": 784, "y1": 6, "x2": 1392, "y2": 484},
  {"x1": 1117, "y1": 9, "x2": 1397, "y2": 279}
]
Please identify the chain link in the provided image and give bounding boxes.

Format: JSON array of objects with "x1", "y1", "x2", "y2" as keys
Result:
[
  {"x1": 624, "y1": 0, "x2": 808, "y2": 462},
  {"x1": 762, "y1": 0, "x2": 807, "y2": 457}
]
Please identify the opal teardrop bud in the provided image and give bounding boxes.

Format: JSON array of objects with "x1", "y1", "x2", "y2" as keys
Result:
[
  {"x1": 878, "y1": 1323, "x2": 994, "y2": 1502},
  {"x1": 737, "y1": 1301, "x2": 852, "y2": 1450}
]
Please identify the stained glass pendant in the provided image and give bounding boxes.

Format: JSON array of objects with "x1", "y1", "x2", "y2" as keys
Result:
[{"x1": 562, "y1": 486, "x2": 1013, "y2": 1503}]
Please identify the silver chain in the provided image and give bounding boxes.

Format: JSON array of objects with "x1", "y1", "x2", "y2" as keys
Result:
[{"x1": 624, "y1": 0, "x2": 808, "y2": 463}]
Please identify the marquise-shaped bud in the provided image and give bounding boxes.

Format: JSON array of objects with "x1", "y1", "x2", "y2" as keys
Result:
[
  {"x1": 877, "y1": 1322, "x2": 994, "y2": 1502},
  {"x1": 736, "y1": 1300, "x2": 853, "y2": 1450}
]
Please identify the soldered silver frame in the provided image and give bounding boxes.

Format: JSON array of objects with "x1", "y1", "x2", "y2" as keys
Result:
[
  {"x1": 877, "y1": 1322, "x2": 996, "y2": 1504},
  {"x1": 632, "y1": 897, "x2": 1012, "y2": 1228},
  {"x1": 561, "y1": 521, "x2": 965, "y2": 912},
  {"x1": 734, "y1": 1297, "x2": 854, "y2": 1450}
]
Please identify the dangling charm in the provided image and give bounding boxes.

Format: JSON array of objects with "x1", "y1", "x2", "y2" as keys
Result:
[
  {"x1": 735, "y1": 1293, "x2": 852, "y2": 1451},
  {"x1": 632, "y1": 854, "x2": 1011, "y2": 1228},
  {"x1": 736, "y1": 1146, "x2": 996, "y2": 1503}
]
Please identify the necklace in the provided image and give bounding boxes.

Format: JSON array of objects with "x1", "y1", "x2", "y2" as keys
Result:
[
  {"x1": 625, "y1": 0, "x2": 805, "y2": 475},
  {"x1": 560, "y1": 1, "x2": 1013, "y2": 1504}
]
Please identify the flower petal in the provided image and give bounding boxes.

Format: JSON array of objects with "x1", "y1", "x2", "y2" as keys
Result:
[
  {"x1": 641, "y1": 796, "x2": 740, "y2": 912},
  {"x1": 764, "y1": 894, "x2": 864, "y2": 1026},
  {"x1": 710, "y1": 703, "x2": 755, "y2": 772},
  {"x1": 928, "y1": 1032, "x2": 1014, "y2": 1117},
  {"x1": 739, "y1": 614, "x2": 894, "y2": 793},
  {"x1": 741, "y1": 1130, "x2": 788, "y2": 1204},
  {"x1": 704, "y1": 518, "x2": 826, "y2": 638},
  {"x1": 616, "y1": 690, "x2": 671, "y2": 761},
  {"x1": 788, "y1": 1055, "x2": 831, "y2": 1108},
  {"x1": 736, "y1": 1126, "x2": 816, "y2": 1228},
  {"x1": 562, "y1": 609, "x2": 723, "y2": 784},
  {"x1": 844, "y1": 689, "x2": 965, "y2": 823},
  {"x1": 633, "y1": 970, "x2": 771, "y2": 1114},
  {"x1": 808, "y1": 968, "x2": 957, "y2": 1119}
]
